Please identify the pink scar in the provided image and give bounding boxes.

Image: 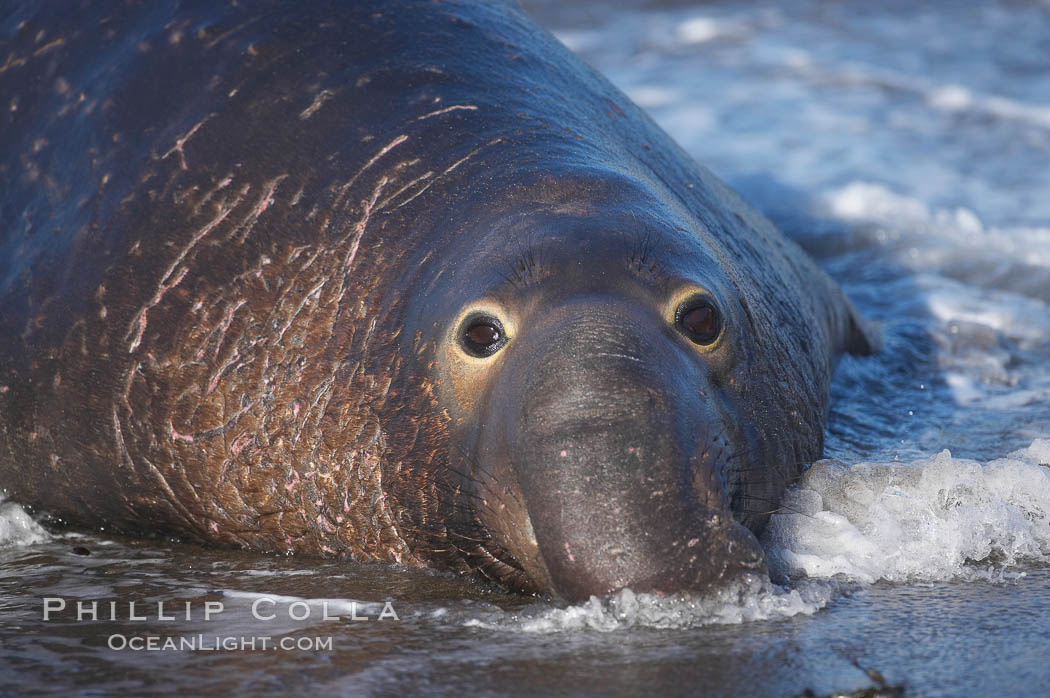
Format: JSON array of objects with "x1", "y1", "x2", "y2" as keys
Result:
[{"x1": 169, "y1": 422, "x2": 195, "y2": 443}]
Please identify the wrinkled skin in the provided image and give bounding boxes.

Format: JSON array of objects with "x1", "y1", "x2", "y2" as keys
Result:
[{"x1": 0, "y1": 0, "x2": 877, "y2": 600}]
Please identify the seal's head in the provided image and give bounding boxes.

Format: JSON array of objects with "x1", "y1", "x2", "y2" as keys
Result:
[{"x1": 401, "y1": 170, "x2": 876, "y2": 601}]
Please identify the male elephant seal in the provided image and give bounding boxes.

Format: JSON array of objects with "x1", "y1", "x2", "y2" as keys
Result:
[{"x1": 0, "y1": 0, "x2": 877, "y2": 600}]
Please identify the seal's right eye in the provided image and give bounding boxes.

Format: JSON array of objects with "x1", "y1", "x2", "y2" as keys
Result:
[
  {"x1": 675, "y1": 299, "x2": 721, "y2": 346},
  {"x1": 462, "y1": 317, "x2": 507, "y2": 357}
]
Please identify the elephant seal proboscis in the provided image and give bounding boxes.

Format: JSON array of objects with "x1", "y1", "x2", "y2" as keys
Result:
[{"x1": 0, "y1": 0, "x2": 878, "y2": 600}]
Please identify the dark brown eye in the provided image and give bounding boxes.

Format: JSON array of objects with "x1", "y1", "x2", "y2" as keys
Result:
[
  {"x1": 462, "y1": 317, "x2": 506, "y2": 357},
  {"x1": 676, "y1": 300, "x2": 720, "y2": 345}
]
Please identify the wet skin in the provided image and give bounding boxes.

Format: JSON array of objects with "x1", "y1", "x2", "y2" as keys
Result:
[{"x1": 0, "y1": 0, "x2": 876, "y2": 600}]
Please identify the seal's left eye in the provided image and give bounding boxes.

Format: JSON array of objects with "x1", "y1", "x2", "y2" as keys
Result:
[
  {"x1": 462, "y1": 317, "x2": 507, "y2": 357},
  {"x1": 676, "y1": 300, "x2": 721, "y2": 345}
]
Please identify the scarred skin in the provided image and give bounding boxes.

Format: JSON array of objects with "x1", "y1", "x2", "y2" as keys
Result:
[{"x1": 0, "y1": 0, "x2": 876, "y2": 600}]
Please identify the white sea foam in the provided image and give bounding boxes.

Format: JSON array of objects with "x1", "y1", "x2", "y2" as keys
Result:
[
  {"x1": 675, "y1": 16, "x2": 749, "y2": 45},
  {"x1": 926, "y1": 84, "x2": 1050, "y2": 130},
  {"x1": 740, "y1": 42, "x2": 1050, "y2": 132},
  {"x1": 0, "y1": 497, "x2": 50, "y2": 547},
  {"x1": 464, "y1": 576, "x2": 835, "y2": 632},
  {"x1": 764, "y1": 442, "x2": 1050, "y2": 584},
  {"x1": 822, "y1": 182, "x2": 1050, "y2": 272}
]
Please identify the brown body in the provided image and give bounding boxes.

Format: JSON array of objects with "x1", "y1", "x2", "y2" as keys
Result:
[{"x1": 0, "y1": 0, "x2": 876, "y2": 599}]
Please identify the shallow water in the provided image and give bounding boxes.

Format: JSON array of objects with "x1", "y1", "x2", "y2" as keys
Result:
[{"x1": 3, "y1": 0, "x2": 1050, "y2": 695}]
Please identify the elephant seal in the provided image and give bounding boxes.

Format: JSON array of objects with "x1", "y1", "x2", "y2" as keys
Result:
[{"x1": 0, "y1": 0, "x2": 877, "y2": 600}]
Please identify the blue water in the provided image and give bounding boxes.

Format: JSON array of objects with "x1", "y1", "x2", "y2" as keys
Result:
[{"x1": 2, "y1": 1, "x2": 1049, "y2": 695}]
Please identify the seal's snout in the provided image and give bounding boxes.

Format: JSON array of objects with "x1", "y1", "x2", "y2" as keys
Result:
[{"x1": 474, "y1": 302, "x2": 766, "y2": 601}]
